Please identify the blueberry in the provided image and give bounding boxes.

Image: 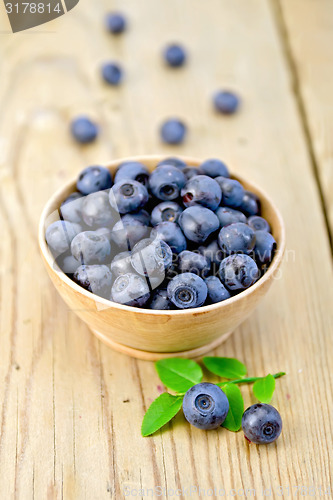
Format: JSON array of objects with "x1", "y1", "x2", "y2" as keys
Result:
[
  {"x1": 242, "y1": 404, "x2": 282, "y2": 444},
  {"x1": 240, "y1": 191, "x2": 260, "y2": 216},
  {"x1": 109, "y1": 179, "x2": 149, "y2": 214},
  {"x1": 114, "y1": 161, "x2": 150, "y2": 187},
  {"x1": 110, "y1": 251, "x2": 133, "y2": 278},
  {"x1": 213, "y1": 90, "x2": 240, "y2": 115},
  {"x1": 163, "y1": 44, "x2": 187, "y2": 67},
  {"x1": 110, "y1": 216, "x2": 149, "y2": 250},
  {"x1": 60, "y1": 192, "x2": 84, "y2": 224},
  {"x1": 95, "y1": 227, "x2": 113, "y2": 243},
  {"x1": 178, "y1": 206, "x2": 219, "y2": 243},
  {"x1": 77, "y1": 166, "x2": 113, "y2": 195},
  {"x1": 181, "y1": 175, "x2": 222, "y2": 210},
  {"x1": 56, "y1": 253, "x2": 80, "y2": 275},
  {"x1": 156, "y1": 157, "x2": 187, "y2": 169},
  {"x1": 105, "y1": 12, "x2": 126, "y2": 34},
  {"x1": 128, "y1": 209, "x2": 151, "y2": 225},
  {"x1": 167, "y1": 273, "x2": 207, "y2": 309},
  {"x1": 182, "y1": 382, "x2": 229, "y2": 430},
  {"x1": 81, "y1": 191, "x2": 116, "y2": 228},
  {"x1": 219, "y1": 254, "x2": 259, "y2": 291},
  {"x1": 149, "y1": 165, "x2": 186, "y2": 201},
  {"x1": 73, "y1": 264, "x2": 112, "y2": 298},
  {"x1": 248, "y1": 215, "x2": 270, "y2": 233},
  {"x1": 151, "y1": 201, "x2": 183, "y2": 226},
  {"x1": 160, "y1": 119, "x2": 187, "y2": 145},
  {"x1": 71, "y1": 231, "x2": 111, "y2": 265},
  {"x1": 102, "y1": 62, "x2": 123, "y2": 86},
  {"x1": 149, "y1": 289, "x2": 172, "y2": 310},
  {"x1": 204, "y1": 276, "x2": 231, "y2": 304},
  {"x1": 70, "y1": 116, "x2": 99, "y2": 144},
  {"x1": 215, "y1": 177, "x2": 244, "y2": 208},
  {"x1": 254, "y1": 230, "x2": 276, "y2": 265},
  {"x1": 218, "y1": 222, "x2": 256, "y2": 255},
  {"x1": 46, "y1": 220, "x2": 82, "y2": 255},
  {"x1": 151, "y1": 221, "x2": 187, "y2": 254},
  {"x1": 178, "y1": 251, "x2": 210, "y2": 278},
  {"x1": 111, "y1": 273, "x2": 150, "y2": 307},
  {"x1": 198, "y1": 240, "x2": 224, "y2": 269},
  {"x1": 131, "y1": 238, "x2": 172, "y2": 277},
  {"x1": 216, "y1": 206, "x2": 247, "y2": 228},
  {"x1": 199, "y1": 159, "x2": 229, "y2": 178}
]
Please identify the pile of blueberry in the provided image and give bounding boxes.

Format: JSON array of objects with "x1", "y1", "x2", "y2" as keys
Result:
[
  {"x1": 70, "y1": 12, "x2": 240, "y2": 146},
  {"x1": 45, "y1": 157, "x2": 277, "y2": 310}
]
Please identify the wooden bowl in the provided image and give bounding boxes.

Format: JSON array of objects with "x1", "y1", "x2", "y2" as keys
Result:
[{"x1": 39, "y1": 155, "x2": 285, "y2": 361}]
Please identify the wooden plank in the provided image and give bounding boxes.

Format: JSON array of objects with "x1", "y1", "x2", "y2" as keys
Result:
[
  {"x1": 0, "y1": 0, "x2": 332, "y2": 498},
  {"x1": 274, "y1": 0, "x2": 333, "y2": 239}
]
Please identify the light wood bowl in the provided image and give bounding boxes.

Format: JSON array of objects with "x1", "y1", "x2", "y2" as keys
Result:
[{"x1": 39, "y1": 155, "x2": 285, "y2": 360}]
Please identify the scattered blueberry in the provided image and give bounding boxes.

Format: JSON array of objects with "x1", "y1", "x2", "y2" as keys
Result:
[
  {"x1": 218, "y1": 222, "x2": 256, "y2": 255},
  {"x1": 199, "y1": 159, "x2": 229, "y2": 178},
  {"x1": 219, "y1": 254, "x2": 259, "y2": 291},
  {"x1": 248, "y1": 215, "x2": 270, "y2": 233},
  {"x1": 198, "y1": 240, "x2": 224, "y2": 269},
  {"x1": 114, "y1": 162, "x2": 150, "y2": 187},
  {"x1": 213, "y1": 90, "x2": 240, "y2": 115},
  {"x1": 205, "y1": 276, "x2": 231, "y2": 304},
  {"x1": 73, "y1": 264, "x2": 112, "y2": 298},
  {"x1": 77, "y1": 166, "x2": 113, "y2": 195},
  {"x1": 163, "y1": 44, "x2": 187, "y2": 67},
  {"x1": 151, "y1": 201, "x2": 183, "y2": 226},
  {"x1": 181, "y1": 175, "x2": 222, "y2": 211},
  {"x1": 70, "y1": 116, "x2": 99, "y2": 144},
  {"x1": 56, "y1": 253, "x2": 80, "y2": 275},
  {"x1": 149, "y1": 289, "x2": 172, "y2": 310},
  {"x1": 149, "y1": 165, "x2": 186, "y2": 201},
  {"x1": 82, "y1": 191, "x2": 116, "y2": 228},
  {"x1": 95, "y1": 227, "x2": 112, "y2": 243},
  {"x1": 160, "y1": 119, "x2": 187, "y2": 145},
  {"x1": 216, "y1": 206, "x2": 247, "y2": 228},
  {"x1": 71, "y1": 231, "x2": 111, "y2": 265},
  {"x1": 46, "y1": 220, "x2": 81, "y2": 255},
  {"x1": 178, "y1": 251, "x2": 210, "y2": 277},
  {"x1": 182, "y1": 382, "x2": 229, "y2": 430},
  {"x1": 178, "y1": 206, "x2": 219, "y2": 243},
  {"x1": 111, "y1": 273, "x2": 150, "y2": 307},
  {"x1": 240, "y1": 191, "x2": 260, "y2": 216},
  {"x1": 215, "y1": 177, "x2": 244, "y2": 208},
  {"x1": 242, "y1": 404, "x2": 282, "y2": 444},
  {"x1": 254, "y1": 230, "x2": 276, "y2": 265},
  {"x1": 60, "y1": 192, "x2": 84, "y2": 224},
  {"x1": 128, "y1": 209, "x2": 151, "y2": 226},
  {"x1": 167, "y1": 273, "x2": 207, "y2": 309},
  {"x1": 109, "y1": 179, "x2": 149, "y2": 214},
  {"x1": 102, "y1": 62, "x2": 123, "y2": 86},
  {"x1": 151, "y1": 221, "x2": 187, "y2": 254},
  {"x1": 156, "y1": 157, "x2": 187, "y2": 169},
  {"x1": 182, "y1": 166, "x2": 199, "y2": 180},
  {"x1": 105, "y1": 12, "x2": 127, "y2": 34},
  {"x1": 131, "y1": 238, "x2": 172, "y2": 277}
]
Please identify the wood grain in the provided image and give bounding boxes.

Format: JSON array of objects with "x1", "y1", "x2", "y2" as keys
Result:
[
  {"x1": 0, "y1": 0, "x2": 332, "y2": 498},
  {"x1": 274, "y1": 0, "x2": 333, "y2": 240}
]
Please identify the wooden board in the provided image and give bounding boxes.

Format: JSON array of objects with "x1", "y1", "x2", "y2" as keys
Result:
[
  {"x1": 276, "y1": 0, "x2": 333, "y2": 239},
  {"x1": 0, "y1": 0, "x2": 332, "y2": 498}
]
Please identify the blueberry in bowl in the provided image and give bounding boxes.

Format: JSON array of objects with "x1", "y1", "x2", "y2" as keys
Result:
[{"x1": 40, "y1": 155, "x2": 285, "y2": 360}]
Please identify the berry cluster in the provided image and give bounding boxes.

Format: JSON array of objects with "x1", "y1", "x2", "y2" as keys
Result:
[
  {"x1": 45, "y1": 158, "x2": 277, "y2": 310},
  {"x1": 70, "y1": 12, "x2": 240, "y2": 146}
]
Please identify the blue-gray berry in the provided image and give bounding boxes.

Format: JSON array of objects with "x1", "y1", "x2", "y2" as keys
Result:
[
  {"x1": 183, "y1": 383, "x2": 229, "y2": 430},
  {"x1": 241, "y1": 404, "x2": 282, "y2": 444}
]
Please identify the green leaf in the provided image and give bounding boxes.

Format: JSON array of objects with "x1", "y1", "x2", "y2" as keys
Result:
[
  {"x1": 203, "y1": 357, "x2": 247, "y2": 379},
  {"x1": 141, "y1": 393, "x2": 183, "y2": 437},
  {"x1": 221, "y1": 384, "x2": 244, "y2": 432},
  {"x1": 253, "y1": 374, "x2": 276, "y2": 403},
  {"x1": 155, "y1": 358, "x2": 203, "y2": 393}
]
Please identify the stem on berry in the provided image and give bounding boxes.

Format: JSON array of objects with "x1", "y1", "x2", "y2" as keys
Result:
[{"x1": 218, "y1": 372, "x2": 286, "y2": 387}]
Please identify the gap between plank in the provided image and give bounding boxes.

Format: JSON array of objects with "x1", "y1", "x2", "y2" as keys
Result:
[{"x1": 269, "y1": 0, "x2": 333, "y2": 253}]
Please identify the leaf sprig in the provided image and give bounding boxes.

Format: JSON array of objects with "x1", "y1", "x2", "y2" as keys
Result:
[{"x1": 141, "y1": 356, "x2": 286, "y2": 437}]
